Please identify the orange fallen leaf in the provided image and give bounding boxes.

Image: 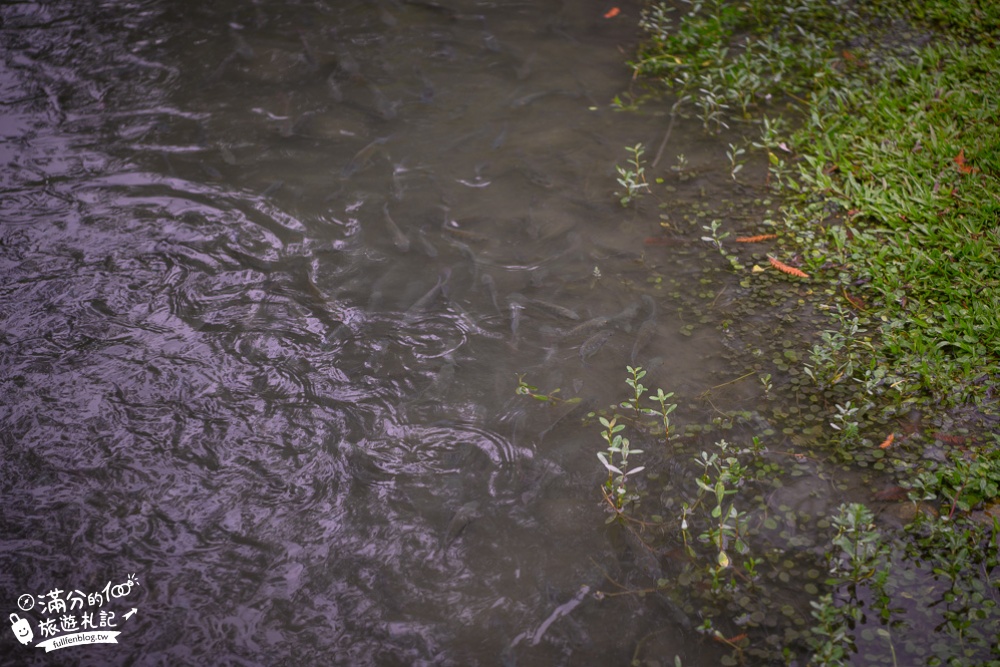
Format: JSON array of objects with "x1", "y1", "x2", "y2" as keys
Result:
[
  {"x1": 954, "y1": 148, "x2": 979, "y2": 174},
  {"x1": 735, "y1": 234, "x2": 777, "y2": 243},
  {"x1": 767, "y1": 256, "x2": 809, "y2": 278},
  {"x1": 603, "y1": 7, "x2": 620, "y2": 18},
  {"x1": 878, "y1": 433, "x2": 894, "y2": 449}
]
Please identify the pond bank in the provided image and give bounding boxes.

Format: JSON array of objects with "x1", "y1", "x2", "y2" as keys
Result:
[{"x1": 612, "y1": 0, "x2": 1000, "y2": 664}]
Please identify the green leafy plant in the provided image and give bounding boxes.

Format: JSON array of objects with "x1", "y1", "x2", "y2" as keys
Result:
[
  {"x1": 597, "y1": 416, "x2": 645, "y2": 513},
  {"x1": 615, "y1": 143, "x2": 651, "y2": 206}
]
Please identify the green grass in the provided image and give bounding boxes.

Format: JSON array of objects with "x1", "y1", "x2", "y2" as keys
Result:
[
  {"x1": 627, "y1": 1, "x2": 1000, "y2": 664},
  {"x1": 634, "y1": 0, "x2": 1000, "y2": 414}
]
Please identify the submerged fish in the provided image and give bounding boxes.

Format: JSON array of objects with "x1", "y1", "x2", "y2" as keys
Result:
[
  {"x1": 481, "y1": 273, "x2": 502, "y2": 315},
  {"x1": 417, "y1": 226, "x2": 439, "y2": 258},
  {"x1": 343, "y1": 135, "x2": 391, "y2": 177},
  {"x1": 564, "y1": 315, "x2": 610, "y2": 339},
  {"x1": 527, "y1": 297, "x2": 580, "y2": 321},
  {"x1": 630, "y1": 295, "x2": 658, "y2": 363},
  {"x1": 403, "y1": 268, "x2": 451, "y2": 322},
  {"x1": 443, "y1": 501, "x2": 480, "y2": 548},
  {"x1": 383, "y1": 203, "x2": 410, "y2": 252},
  {"x1": 630, "y1": 317, "x2": 657, "y2": 364},
  {"x1": 580, "y1": 329, "x2": 613, "y2": 361},
  {"x1": 441, "y1": 234, "x2": 479, "y2": 281},
  {"x1": 508, "y1": 294, "x2": 525, "y2": 347}
]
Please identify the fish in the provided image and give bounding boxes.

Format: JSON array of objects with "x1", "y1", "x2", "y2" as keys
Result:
[
  {"x1": 481, "y1": 273, "x2": 502, "y2": 315},
  {"x1": 261, "y1": 180, "x2": 284, "y2": 198},
  {"x1": 403, "y1": 268, "x2": 451, "y2": 322},
  {"x1": 630, "y1": 317, "x2": 657, "y2": 364},
  {"x1": 607, "y1": 299, "x2": 643, "y2": 327},
  {"x1": 448, "y1": 297, "x2": 503, "y2": 340},
  {"x1": 508, "y1": 295, "x2": 525, "y2": 347},
  {"x1": 342, "y1": 135, "x2": 391, "y2": 177},
  {"x1": 413, "y1": 66, "x2": 434, "y2": 103},
  {"x1": 441, "y1": 234, "x2": 479, "y2": 281},
  {"x1": 580, "y1": 329, "x2": 613, "y2": 361},
  {"x1": 509, "y1": 89, "x2": 579, "y2": 109},
  {"x1": 564, "y1": 315, "x2": 610, "y2": 339},
  {"x1": 368, "y1": 82, "x2": 399, "y2": 120},
  {"x1": 491, "y1": 124, "x2": 508, "y2": 150},
  {"x1": 526, "y1": 298, "x2": 580, "y2": 321},
  {"x1": 417, "y1": 227, "x2": 439, "y2": 258},
  {"x1": 443, "y1": 501, "x2": 480, "y2": 548},
  {"x1": 383, "y1": 203, "x2": 410, "y2": 252},
  {"x1": 515, "y1": 163, "x2": 555, "y2": 189},
  {"x1": 442, "y1": 224, "x2": 490, "y2": 243},
  {"x1": 219, "y1": 144, "x2": 237, "y2": 165},
  {"x1": 326, "y1": 73, "x2": 344, "y2": 102}
]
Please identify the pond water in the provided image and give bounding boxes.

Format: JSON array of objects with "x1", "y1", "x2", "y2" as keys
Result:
[{"x1": 0, "y1": 1, "x2": 831, "y2": 665}]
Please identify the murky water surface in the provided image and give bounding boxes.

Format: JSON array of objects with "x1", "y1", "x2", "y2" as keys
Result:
[{"x1": 0, "y1": 2, "x2": 774, "y2": 665}]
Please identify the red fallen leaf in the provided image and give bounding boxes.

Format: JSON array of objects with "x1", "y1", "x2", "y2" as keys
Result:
[
  {"x1": 873, "y1": 486, "x2": 908, "y2": 501},
  {"x1": 768, "y1": 256, "x2": 809, "y2": 278},
  {"x1": 603, "y1": 7, "x2": 620, "y2": 18},
  {"x1": 878, "y1": 433, "x2": 895, "y2": 449},
  {"x1": 954, "y1": 148, "x2": 979, "y2": 174},
  {"x1": 735, "y1": 234, "x2": 777, "y2": 243}
]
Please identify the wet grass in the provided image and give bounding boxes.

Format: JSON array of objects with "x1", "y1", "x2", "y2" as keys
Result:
[{"x1": 614, "y1": 0, "x2": 1000, "y2": 664}]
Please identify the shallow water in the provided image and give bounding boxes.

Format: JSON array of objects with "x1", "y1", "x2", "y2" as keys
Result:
[{"x1": 1, "y1": 1, "x2": 775, "y2": 665}]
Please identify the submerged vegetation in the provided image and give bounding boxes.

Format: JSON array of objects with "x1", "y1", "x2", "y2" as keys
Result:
[
  {"x1": 520, "y1": 0, "x2": 1000, "y2": 664},
  {"x1": 514, "y1": 366, "x2": 999, "y2": 665}
]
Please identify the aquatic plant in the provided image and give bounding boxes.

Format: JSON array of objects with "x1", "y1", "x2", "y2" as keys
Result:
[
  {"x1": 514, "y1": 373, "x2": 580, "y2": 405},
  {"x1": 615, "y1": 143, "x2": 650, "y2": 206},
  {"x1": 596, "y1": 416, "x2": 645, "y2": 513}
]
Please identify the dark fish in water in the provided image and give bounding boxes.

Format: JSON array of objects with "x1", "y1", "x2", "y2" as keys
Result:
[
  {"x1": 404, "y1": 268, "x2": 451, "y2": 322},
  {"x1": 342, "y1": 135, "x2": 391, "y2": 177},
  {"x1": 261, "y1": 180, "x2": 284, "y2": 197},
  {"x1": 630, "y1": 317, "x2": 657, "y2": 364},
  {"x1": 382, "y1": 203, "x2": 410, "y2": 252},
  {"x1": 233, "y1": 33, "x2": 254, "y2": 60},
  {"x1": 491, "y1": 123, "x2": 508, "y2": 150},
  {"x1": 482, "y1": 30, "x2": 502, "y2": 53},
  {"x1": 219, "y1": 144, "x2": 237, "y2": 165},
  {"x1": 564, "y1": 315, "x2": 610, "y2": 339},
  {"x1": 442, "y1": 224, "x2": 490, "y2": 243},
  {"x1": 508, "y1": 294, "x2": 525, "y2": 347},
  {"x1": 199, "y1": 161, "x2": 222, "y2": 179},
  {"x1": 443, "y1": 501, "x2": 480, "y2": 548},
  {"x1": 509, "y1": 89, "x2": 580, "y2": 108},
  {"x1": 441, "y1": 234, "x2": 479, "y2": 280},
  {"x1": 630, "y1": 296, "x2": 658, "y2": 363},
  {"x1": 481, "y1": 273, "x2": 501, "y2": 315},
  {"x1": 580, "y1": 329, "x2": 613, "y2": 361},
  {"x1": 326, "y1": 73, "x2": 344, "y2": 102},
  {"x1": 608, "y1": 299, "x2": 643, "y2": 326},
  {"x1": 417, "y1": 226, "x2": 439, "y2": 258},
  {"x1": 515, "y1": 163, "x2": 554, "y2": 189},
  {"x1": 526, "y1": 298, "x2": 580, "y2": 321},
  {"x1": 413, "y1": 66, "x2": 434, "y2": 103},
  {"x1": 368, "y1": 82, "x2": 399, "y2": 120},
  {"x1": 336, "y1": 47, "x2": 361, "y2": 78}
]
